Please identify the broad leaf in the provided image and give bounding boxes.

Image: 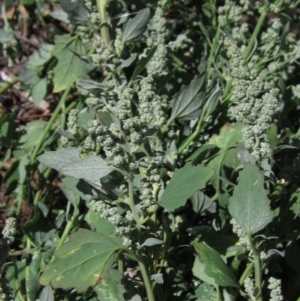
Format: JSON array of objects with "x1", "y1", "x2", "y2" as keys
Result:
[
  {"x1": 228, "y1": 163, "x2": 273, "y2": 235},
  {"x1": 38, "y1": 147, "x2": 80, "y2": 170},
  {"x1": 168, "y1": 75, "x2": 206, "y2": 124},
  {"x1": 61, "y1": 0, "x2": 88, "y2": 25},
  {"x1": 39, "y1": 229, "x2": 123, "y2": 292},
  {"x1": 32, "y1": 78, "x2": 47, "y2": 106},
  {"x1": 158, "y1": 162, "x2": 214, "y2": 211},
  {"x1": 38, "y1": 148, "x2": 113, "y2": 182},
  {"x1": 191, "y1": 191, "x2": 216, "y2": 214},
  {"x1": 141, "y1": 238, "x2": 163, "y2": 248},
  {"x1": 94, "y1": 269, "x2": 126, "y2": 301},
  {"x1": 129, "y1": 46, "x2": 157, "y2": 83},
  {"x1": 194, "y1": 283, "x2": 217, "y2": 301},
  {"x1": 77, "y1": 78, "x2": 108, "y2": 93},
  {"x1": 122, "y1": 8, "x2": 150, "y2": 43},
  {"x1": 52, "y1": 34, "x2": 89, "y2": 92},
  {"x1": 208, "y1": 123, "x2": 243, "y2": 191},
  {"x1": 192, "y1": 241, "x2": 239, "y2": 288},
  {"x1": 39, "y1": 285, "x2": 54, "y2": 301}
]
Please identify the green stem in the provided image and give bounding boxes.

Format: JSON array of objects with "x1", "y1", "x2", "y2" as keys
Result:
[
  {"x1": 178, "y1": 114, "x2": 205, "y2": 155},
  {"x1": 96, "y1": 0, "x2": 114, "y2": 52},
  {"x1": 239, "y1": 262, "x2": 254, "y2": 286},
  {"x1": 127, "y1": 178, "x2": 141, "y2": 228},
  {"x1": 207, "y1": 25, "x2": 220, "y2": 79},
  {"x1": 242, "y1": 4, "x2": 268, "y2": 61},
  {"x1": 138, "y1": 260, "x2": 156, "y2": 301},
  {"x1": 248, "y1": 234, "x2": 263, "y2": 301},
  {"x1": 0, "y1": 77, "x2": 19, "y2": 94},
  {"x1": 30, "y1": 87, "x2": 71, "y2": 163},
  {"x1": 50, "y1": 214, "x2": 77, "y2": 262}
]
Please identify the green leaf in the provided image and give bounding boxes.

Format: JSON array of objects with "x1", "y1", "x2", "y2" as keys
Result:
[
  {"x1": 141, "y1": 238, "x2": 163, "y2": 248},
  {"x1": 19, "y1": 69, "x2": 40, "y2": 86},
  {"x1": 77, "y1": 78, "x2": 108, "y2": 93},
  {"x1": 94, "y1": 269, "x2": 126, "y2": 301},
  {"x1": 27, "y1": 43, "x2": 54, "y2": 68},
  {"x1": 61, "y1": 177, "x2": 93, "y2": 202},
  {"x1": 20, "y1": 120, "x2": 47, "y2": 149},
  {"x1": 158, "y1": 162, "x2": 214, "y2": 211},
  {"x1": 39, "y1": 229, "x2": 123, "y2": 292},
  {"x1": 39, "y1": 285, "x2": 54, "y2": 301},
  {"x1": 38, "y1": 148, "x2": 113, "y2": 182},
  {"x1": 122, "y1": 8, "x2": 150, "y2": 44},
  {"x1": 207, "y1": 123, "x2": 243, "y2": 190},
  {"x1": 194, "y1": 283, "x2": 217, "y2": 301},
  {"x1": 228, "y1": 163, "x2": 273, "y2": 235},
  {"x1": 129, "y1": 46, "x2": 157, "y2": 83},
  {"x1": 31, "y1": 78, "x2": 47, "y2": 106},
  {"x1": 50, "y1": 10, "x2": 70, "y2": 23},
  {"x1": 192, "y1": 241, "x2": 239, "y2": 288},
  {"x1": 192, "y1": 256, "x2": 216, "y2": 286},
  {"x1": 52, "y1": 34, "x2": 89, "y2": 92},
  {"x1": 168, "y1": 75, "x2": 206, "y2": 124},
  {"x1": 85, "y1": 211, "x2": 116, "y2": 235},
  {"x1": 61, "y1": 0, "x2": 88, "y2": 25}
]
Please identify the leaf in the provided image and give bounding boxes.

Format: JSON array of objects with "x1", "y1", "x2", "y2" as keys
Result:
[
  {"x1": 122, "y1": 8, "x2": 150, "y2": 43},
  {"x1": 194, "y1": 283, "x2": 217, "y2": 301},
  {"x1": 27, "y1": 43, "x2": 54, "y2": 68},
  {"x1": 38, "y1": 148, "x2": 113, "y2": 182},
  {"x1": 150, "y1": 273, "x2": 164, "y2": 284},
  {"x1": 192, "y1": 241, "x2": 239, "y2": 288},
  {"x1": 118, "y1": 53, "x2": 137, "y2": 70},
  {"x1": 158, "y1": 162, "x2": 214, "y2": 211},
  {"x1": 129, "y1": 46, "x2": 157, "y2": 83},
  {"x1": 39, "y1": 285, "x2": 54, "y2": 301},
  {"x1": 191, "y1": 191, "x2": 216, "y2": 214},
  {"x1": 94, "y1": 269, "x2": 126, "y2": 301},
  {"x1": 39, "y1": 229, "x2": 123, "y2": 292},
  {"x1": 50, "y1": 9, "x2": 70, "y2": 23},
  {"x1": 77, "y1": 78, "x2": 108, "y2": 93},
  {"x1": 85, "y1": 211, "x2": 115, "y2": 235},
  {"x1": 62, "y1": 156, "x2": 113, "y2": 182},
  {"x1": 32, "y1": 78, "x2": 47, "y2": 106},
  {"x1": 207, "y1": 123, "x2": 243, "y2": 190},
  {"x1": 168, "y1": 75, "x2": 206, "y2": 124},
  {"x1": 236, "y1": 144, "x2": 256, "y2": 164},
  {"x1": 19, "y1": 69, "x2": 40, "y2": 86},
  {"x1": 38, "y1": 147, "x2": 80, "y2": 170},
  {"x1": 52, "y1": 34, "x2": 90, "y2": 92},
  {"x1": 192, "y1": 256, "x2": 216, "y2": 286},
  {"x1": 228, "y1": 163, "x2": 273, "y2": 235},
  {"x1": 141, "y1": 238, "x2": 163, "y2": 248},
  {"x1": 60, "y1": 0, "x2": 88, "y2": 25},
  {"x1": 61, "y1": 177, "x2": 93, "y2": 202}
]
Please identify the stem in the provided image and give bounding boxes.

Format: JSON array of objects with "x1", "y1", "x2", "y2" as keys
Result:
[
  {"x1": 127, "y1": 178, "x2": 141, "y2": 228},
  {"x1": 239, "y1": 262, "x2": 254, "y2": 286},
  {"x1": 96, "y1": 0, "x2": 114, "y2": 52},
  {"x1": 178, "y1": 113, "x2": 205, "y2": 155},
  {"x1": 50, "y1": 214, "x2": 77, "y2": 262},
  {"x1": 138, "y1": 260, "x2": 156, "y2": 301},
  {"x1": 0, "y1": 77, "x2": 19, "y2": 94},
  {"x1": 242, "y1": 4, "x2": 268, "y2": 61},
  {"x1": 30, "y1": 87, "x2": 71, "y2": 163},
  {"x1": 207, "y1": 26, "x2": 220, "y2": 79},
  {"x1": 248, "y1": 234, "x2": 263, "y2": 301}
]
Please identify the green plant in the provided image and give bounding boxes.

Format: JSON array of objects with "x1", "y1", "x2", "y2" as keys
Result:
[{"x1": 1, "y1": 0, "x2": 300, "y2": 301}]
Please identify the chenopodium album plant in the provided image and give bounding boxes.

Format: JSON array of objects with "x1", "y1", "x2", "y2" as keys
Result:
[{"x1": 15, "y1": 0, "x2": 299, "y2": 300}]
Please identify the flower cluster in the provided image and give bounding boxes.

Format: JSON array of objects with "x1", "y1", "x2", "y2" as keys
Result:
[
  {"x1": 224, "y1": 37, "x2": 280, "y2": 161},
  {"x1": 230, "y1": 218, "x2": 251, "y2": 251},
  {"x1": 268, "y1": 277, "x2": 283, "y2": 301},
  {"x1": 244, "y1": 276, "x2": 256, "y2": 301}
]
